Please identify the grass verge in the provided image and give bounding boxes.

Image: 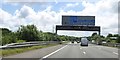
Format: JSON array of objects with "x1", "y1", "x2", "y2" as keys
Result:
[{"x1": 0, "y1": 44, "x2": 59, "y2": 57}]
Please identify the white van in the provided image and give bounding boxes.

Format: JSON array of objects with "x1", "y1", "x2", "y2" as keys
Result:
[{"x1": 81, "y1": 38, "x2": 88, "y2": 46}]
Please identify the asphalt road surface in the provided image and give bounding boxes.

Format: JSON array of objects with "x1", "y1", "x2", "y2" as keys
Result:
[{"x1": 2, "y1": 42, "x2": 119, "y2": 60}]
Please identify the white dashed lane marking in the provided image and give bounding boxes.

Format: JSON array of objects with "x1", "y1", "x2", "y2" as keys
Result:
[
  {"x1": 83, "y1": 52, "x2": 86, "y2": 54},
  {"x1": 113, "y1": 52, "x2": 118, "y2": 55}
]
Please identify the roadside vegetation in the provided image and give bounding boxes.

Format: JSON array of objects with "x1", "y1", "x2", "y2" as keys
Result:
[
  {"x1": 0, "y1": 24, "x2": 77, "y2": 56},
  {"x1": 90, "y1": 33, "x2": 120, "y2": 48},
  {"x1": 1, "y1": 25, "x2": 119, "y2": 46},
  {"x1": 1, "y1": 25, "x2": 77, "y2": 46},
  {"x1": 90, "y1": 33, "x2": 120, "y2": 43},
  {"x1": 0, "y1": 24, "x2": 120, "y2": 56},
  {"x1": 0, "y1": 44, "x2": 59, "y2": 57}
]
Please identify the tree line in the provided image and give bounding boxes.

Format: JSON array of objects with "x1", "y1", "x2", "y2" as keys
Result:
[
  {"x1": 90, "y1": 33, "x2": 120, "y2": 43},
  {"x1": 1, "y1": 25, "x2": 120, "y2": 45},
  {"x1": 1, "y1": 25, "x2": 77, "y2": 45}
]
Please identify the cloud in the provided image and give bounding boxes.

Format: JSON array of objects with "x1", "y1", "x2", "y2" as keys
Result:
[
  {"x1": 60, "y1": 3, "x2": 80, "y2": 11},
  {"x1": 58, "y1": 0, "x2": 118, "y2": 36},
  {"x1": 1, "y1": 0, "x2": 119, "y2": 36},
  {"x1": 3, "y1": 0, "x2": 46, "y2": 2},
  {"x1": 16, "y1": 5, "x2": 36, "y2": 18},
  {"x1": 0, "y1": 8, "x2": 21, "y2": 31},
  {"x1": 9, "y1": 5, "x2": 60, "y2": 32},
  {"x1": 78, "y1": 0, "x2": 118, "y2": 36}
]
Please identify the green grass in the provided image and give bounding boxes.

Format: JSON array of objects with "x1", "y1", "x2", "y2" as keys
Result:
[{"x1": 0, "y1": 44, "x2": 59, "y2": 57}]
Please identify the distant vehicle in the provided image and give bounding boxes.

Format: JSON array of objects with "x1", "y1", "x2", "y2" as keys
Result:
[
  {"x1": 71, "y1": 41, "x2": 74, "y2": 43},
  {"x1": 77, "y1": 41, "x2": 80, "y2": 43},
  {"x1": 115, "y1": 43, "x2": 120, "y2": 47},
  {"x1": 81, "y1": 38, "x2": 88, "y2": 46},
  {"x1": 102, "y1": 41, "x2": 107, "y2": 44},
  {"x1": 96, "y1": 40, "x2": 102, "y2": 45},
  {"x1": 91, "y1": 40, "x2": 95, "y2": 44}
]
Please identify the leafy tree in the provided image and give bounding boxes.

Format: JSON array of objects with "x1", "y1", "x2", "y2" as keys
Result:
[
  {"x1": 113, "y1": 34, "x2": 119, "y2": 37},
  {"x1": 42, "y1": 32, "x2": 55, "y2": 41},
  {"x1": 17, "y1": 25, "x2": 40, "y2": 41},
  {"x1": 100, "y1": 35, "x2": 105, "y2": 38},
  {"x1": 1, "y1": 28, "x2": 11, "y2": 36},
  {"x1": 1, "y1": 28, "x2": 17, "y2": 45},
  {"x1": 2, "y1": 33, "x2": 17, "y2": 45},
  {"x1": 107, "y1": 34, "x2": 113, "y2": 37},
  {"x1": 16, "y1": 40, "x2": 26, "y2": 43},
  {"x1": 91, "y1": 33, "x2": 97, "y2": 37},
  {"x1": 38, "y1": 31, "x2": 44, "y2": 41},
  {"x1": 116, "y1": 35, "x2": 120, "y2": 43},
  {"x1": 105, "y1": 37, "x2": 111, "y2": 42}
]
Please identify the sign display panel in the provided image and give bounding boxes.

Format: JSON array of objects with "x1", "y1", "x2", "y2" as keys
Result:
[{"x1": 62, "y1": 16, "x2": 95, "y2": 26}]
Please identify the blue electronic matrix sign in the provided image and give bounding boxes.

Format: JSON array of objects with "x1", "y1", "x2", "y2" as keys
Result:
[{"x1": 62, "y1": 16, "x2": 95, "y2": 26}]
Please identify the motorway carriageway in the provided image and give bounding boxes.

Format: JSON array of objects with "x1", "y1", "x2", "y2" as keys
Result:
[{"x1": 2, "y1": 42, "x2": 119, "y2": 60}]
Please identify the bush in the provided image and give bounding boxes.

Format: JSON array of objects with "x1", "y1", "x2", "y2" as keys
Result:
[
  {"x1": 116, "y1": 36, "x2": 120, "y2": 43},
  {"x1": 16, "y1": 40, "x2": 26, "y2": 43}
]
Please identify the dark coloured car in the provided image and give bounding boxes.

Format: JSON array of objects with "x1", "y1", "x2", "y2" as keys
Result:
[
  {"x1": 77, "y1": 41, "x2": 80, "y2": 43},
  {"x1": 71, "y1": 41, "x2": 74, "y2": 43}
]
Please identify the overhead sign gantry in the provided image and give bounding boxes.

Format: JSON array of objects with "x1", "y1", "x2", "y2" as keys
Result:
[{"x1": 56, "y1": 15, "x2": 101, "y2": 35}]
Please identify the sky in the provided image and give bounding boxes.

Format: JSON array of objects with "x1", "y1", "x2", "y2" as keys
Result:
[{"x1": 0, "y1": 0, "x2": 119, "y2": 37}]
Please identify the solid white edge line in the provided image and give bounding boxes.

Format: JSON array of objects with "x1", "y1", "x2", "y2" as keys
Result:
[{"x1": 42, "y1": 45, "x2": 68, "y2": 58}]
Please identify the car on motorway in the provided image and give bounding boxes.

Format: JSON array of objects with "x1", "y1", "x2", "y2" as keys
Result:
[
  {"x1": 102, "y1": 41, "x2": 107, "y2": 44},
  {"x1": 71, "y1": 41, "x2": 74, "y2": 43},
  {"x1": 114, "y1": 43, "x2": 120, "y2": 47},
  {"x1": 77, "y1": 41, "x2": 80, "y2": 43},
  {"x1": 80, "y1": 38, "x2": 89, "y2": 46}
]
